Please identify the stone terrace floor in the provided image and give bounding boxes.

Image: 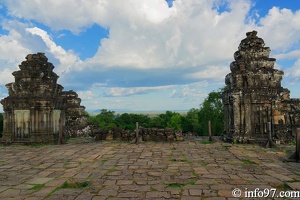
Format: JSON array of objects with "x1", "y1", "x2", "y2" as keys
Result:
[{"x1": 0, "y1": 137, "x2": 300, "y2": 200}]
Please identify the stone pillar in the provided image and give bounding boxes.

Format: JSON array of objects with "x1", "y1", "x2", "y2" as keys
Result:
[
  {"x1": 135, "y1": 122, "x2": 139, "y2": 144},
  {"x1": 208, "y1": 121, "x2": 212, "y2": 141}
]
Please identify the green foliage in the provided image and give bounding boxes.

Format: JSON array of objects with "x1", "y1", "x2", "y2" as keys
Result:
[
  {"x1": 181, "y1": 88, "x2": 224, "y2": 135},
  {"x1": 187, "y1": 180, "x2": 196, "y2": 185},
  {"x1": 88, "y1": 109, "x2": 116, "y2": 131},
  {"x1": 241, "y1": 159, "x2": 257, "y2": 165},
  {"x1": 198, "y1": 88, "x2": 224, "y2": 136},
  {"x1": 87, "y1": 87, "x2": 225, "y2": 135},
  {"x1": 170, "y1": 158, "x2": 188, "y2": 162},
  {"x1": 167, "y1": 180, "x2": 196, "y2": 188},
  {"x1": 0, "y1": 86, "x2": 226, "y2": 138},
  {"x1": 151, "y1": 111, "x2": 183, "y2": 130},
  {"x1": 149, "y1": 116, "x2": 165, "y2": 128},
  {"x1": 166, "y1": 112, "x2": 182, "y2": 130},
  {"x1": 60, "y1": 181, "x2": 90, "y2": 189},
  {"x1": 30, "y1": 184, "x2": 45, "y2": 190},
  {"x1": 167, "y1": 183, "x2": 185, "y2": 188},
  {"x1": 182, "y1": 108, "x2": 201, "y2": 133},
  {"x1": 200, "y1": 140, "x2": 215, "y2": 144},
  {"x1": 115, "y1": 113, "x2": 150, "y2": 130},
  {"x1": 88, "y1": 110, "x2": 186, "y2": 131}
]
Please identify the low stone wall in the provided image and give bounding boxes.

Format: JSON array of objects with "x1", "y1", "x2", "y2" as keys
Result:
[
  {"x1": 66, "y1": 125, "x2": 92, "y2": 138},
  {"x1": 93, "y1": 127, "x2": 184, "y2": 142}
]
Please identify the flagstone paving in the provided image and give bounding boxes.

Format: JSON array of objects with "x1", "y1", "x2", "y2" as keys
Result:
[{"x1": 0, "y1": 138, "x2": 299, "y2": 199}]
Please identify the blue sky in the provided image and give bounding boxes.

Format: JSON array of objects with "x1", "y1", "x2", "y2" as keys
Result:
[{"x1": 0, "y1": 0, "x2": 300, "y2": 112}]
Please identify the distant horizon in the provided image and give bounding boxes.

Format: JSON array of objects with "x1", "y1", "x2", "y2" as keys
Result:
[{"x1": 87, "y1": 108, "x2": 189, "y2": 115}]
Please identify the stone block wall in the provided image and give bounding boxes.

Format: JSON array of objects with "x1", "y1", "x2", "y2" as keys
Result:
[{"x1": 90, "y1": 127, "x2": 184, "y2": 142}]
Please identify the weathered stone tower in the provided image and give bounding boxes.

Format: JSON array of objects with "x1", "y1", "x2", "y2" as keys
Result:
[
  {"x1": 61, "y1": 90, "x2": 88, "y2": 137},
  {"x1": 222, "y1": 31, "x2": 300, "y2": 143},
  {"x1": 1, "y1": 53, "x2": 87, "y2": 144}
]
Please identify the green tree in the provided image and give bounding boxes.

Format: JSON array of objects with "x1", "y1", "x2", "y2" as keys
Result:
[
  {"x1": 148, "y1": 111, "x2": 183, "y2": 129},
  {"x1": 135, "y1": 114, "x2": 151, "y2": 128},
  {"x1": 115, "y1": 113, "x2": 150, "y2": 130},
  {"x1": 90, "y1": 109, "x2": 116, "y2": 131},
  {"x1": 166, "y1": 112, "x2": 182, "y2": 130},
  {"x1": 182, "y1": 108, "x2": 201, "y2": 134},
  {"x1": 158, "y1": 111, "x2": 176, "y2": 127},
  {"x1": 198, "y1": 88, "x2": 224, "y2": 136},
  {"x1": 149, "y1": 116, "x2": 165, "y2": 128}
]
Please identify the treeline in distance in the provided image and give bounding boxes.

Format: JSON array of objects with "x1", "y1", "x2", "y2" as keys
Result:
[{"x1": 88, "y1": 88, "x2": 224, "y2": 136}]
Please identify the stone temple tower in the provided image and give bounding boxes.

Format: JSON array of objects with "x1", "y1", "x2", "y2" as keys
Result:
[
  {"x1": 222, "y1": 31, "x2": 300, "y2": 143},
  {"x1": 1, "y1": 53, "x2": 67, "y2": 144}
]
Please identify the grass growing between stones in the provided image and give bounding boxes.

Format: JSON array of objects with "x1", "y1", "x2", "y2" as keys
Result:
[
  {"x1": 241, "y1": 159, "x2": 257, "y2": 165},
  {"x1": 29, "y1": 184, "x2": 45, "y2": 190},
  {"x1": 106, "y1": 166, "x2": 117, "y2": 174},
  {"x1": 199, "y1": 160, "x2": 207, "y2": 167},
  {"x1": 187, "y1": 180, "x2": 196, "y2": 185},
  {"x1": 167, "y1": 179, "x2": 196, "y2": 188},
  {"x1": 271, "y1": 182, "x2": 293, "y2": 191},
  {"x1": 64, "y1": 162, "x2": 71, "y2": 166},
  {"x1": 200, "y1": 140, "x2": 214, "y2": 144},
  {"x1": 192, "y1": 171, "x2": 198, "y2": 177},
  {"x1": 167, "y1": 183, "x2": 185, "y2": 188},
  {"x1": 170, "y1": 158, "x2": 188, "y2": 162},
  {"x1": 60, "y1": 181, "x2": 90, "y2": 189},
  {"x1": 47, "y1": 181, "x2": 90, "y2": 198},
  {"x1": 222, "y1": 144, "x2": 231, "y2": 150}
]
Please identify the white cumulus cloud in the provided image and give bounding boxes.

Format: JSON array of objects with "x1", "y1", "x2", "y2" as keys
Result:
[
  {"x1": 1, "y1": 0, "x2": 300, "y2": 110},
  {"x1": 25, "y1": 27, "x2": 82, "y2": 74},
  {"x1": 105, "y1": 85, "x2": 173, "y2": 97}
]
